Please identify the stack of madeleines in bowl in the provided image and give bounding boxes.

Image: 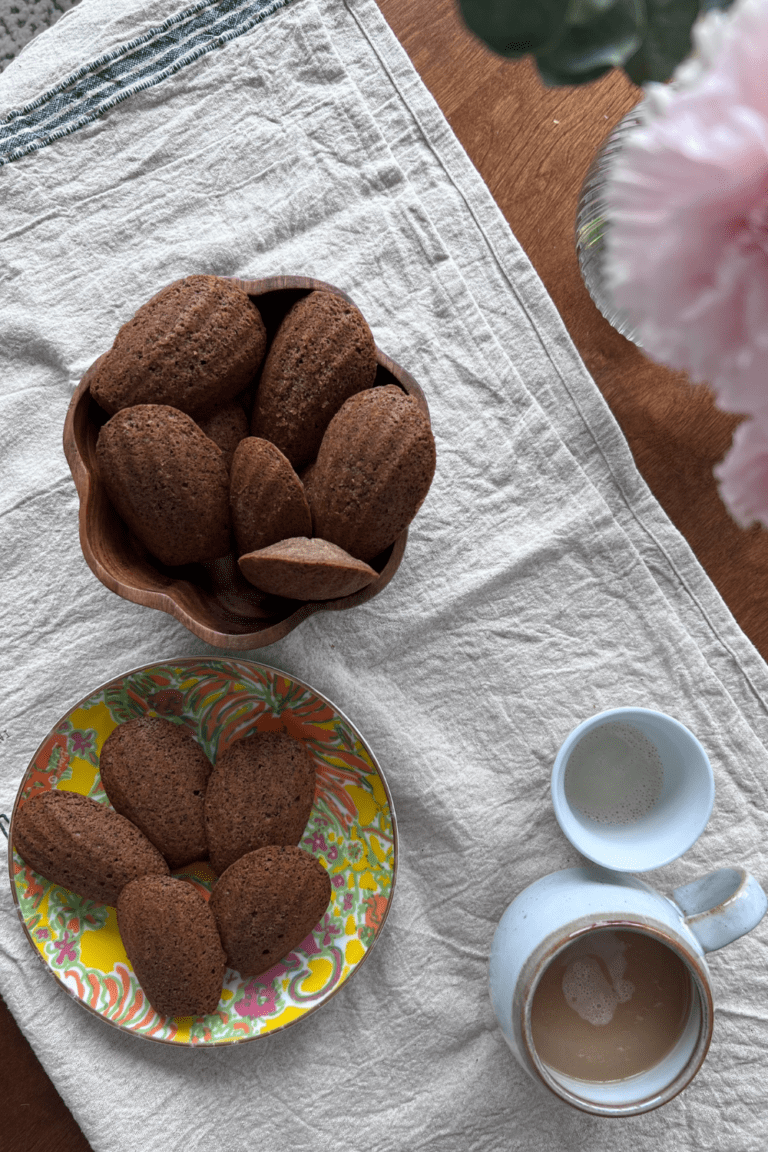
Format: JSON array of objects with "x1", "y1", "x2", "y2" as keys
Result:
[
  {"x1": 13, "y1": 717, "x2": 331, "y2": 1018},
  {"x1": 90, "y1": 275, "x2": 437, "y2": 601}
]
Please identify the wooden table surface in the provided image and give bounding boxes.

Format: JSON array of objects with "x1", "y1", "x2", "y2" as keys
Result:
[{"x1": 4, "y1": 1, "x2": 768, "y2": 1148}]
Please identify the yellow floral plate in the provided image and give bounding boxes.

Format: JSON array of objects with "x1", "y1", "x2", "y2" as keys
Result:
[{"x1": 8, "y1": 658, "x2": 397, "y2": 1045}]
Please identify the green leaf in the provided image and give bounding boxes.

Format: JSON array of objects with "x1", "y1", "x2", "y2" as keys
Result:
[
  {"x1": 536, "y1": 0, "x2": 643, "y2": 86},
  {"x1": 458, "y1": 0, "x2": 570, "y2": 57},
  {"x1": 459, "y1": 0, "x2": 737, "y2": 87},
  {"x1": 624, "y1": 0, "x2": 700, "y2": 84}
]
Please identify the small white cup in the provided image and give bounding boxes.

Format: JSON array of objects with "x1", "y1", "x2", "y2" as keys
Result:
[{"x1": 551, "y1": 707, "x2": 715, "y2": 872}]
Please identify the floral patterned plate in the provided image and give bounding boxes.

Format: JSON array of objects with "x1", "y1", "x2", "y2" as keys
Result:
[{"x1": 8, "y1": 657, "x2": 397, "y2": 1045}]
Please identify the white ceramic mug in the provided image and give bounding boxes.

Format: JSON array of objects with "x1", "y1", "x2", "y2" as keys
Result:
[{"x1": 489, "y1": 864, "x2": 767, "y2": 1116}]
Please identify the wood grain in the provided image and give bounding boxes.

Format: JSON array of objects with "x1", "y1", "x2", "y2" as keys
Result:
[{"x1": 6, "y1": 2, "x2": 768, "y2": 1149}]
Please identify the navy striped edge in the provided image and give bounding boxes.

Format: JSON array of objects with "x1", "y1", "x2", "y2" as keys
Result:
[{"x1": 0, "y1": 0, "x2": 295, "y2": 167}]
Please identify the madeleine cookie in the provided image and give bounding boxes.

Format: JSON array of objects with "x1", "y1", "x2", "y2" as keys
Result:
[
  {"x1": 13, "y1": 789, "x2": 169, "y2": 906},
  {"x1": 210, "y1": 846, "x2": 331, "y2": 977},
  {"x1": 205, "y1": 732, "x2": 316, "y2": 876},
  {"x1": 238, "y1": 537, "x2": 377, "y2": 600},
  {"x1": 99, "y1": 716, "x2": 213, "y2": 870},
  {"x1": 229, "y1": 437, "x2": 312, "y2": 556},
  {"x1": 251, "y1": 290, "x2": 377, "y2": 469},
  {"x1": 117, "y1": 875, "x2": 226, "y2": 1017},
  {"x1": 305, "y1": 385, "x2": 435, "y2": 561},
  {"x1": 96, "y1": 404, "x2": 231, "y2": 566},
  {"x1": 90, "y1": 275, "x2": 267, "y2": 416},
  {"x1": 195, "y1": 400, "x2": 249, "y2": 470}
]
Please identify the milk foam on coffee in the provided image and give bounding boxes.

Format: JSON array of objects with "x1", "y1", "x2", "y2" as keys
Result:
[
  {"x1": 531, "y1": 929, "x2": 692, "y2": 1083},
  {"x1": 561, "y1": 932, "x2": 634, "y2": 1026},
  {"x1": 564, "y1": 722, "x2": 663, "y2": 825}
]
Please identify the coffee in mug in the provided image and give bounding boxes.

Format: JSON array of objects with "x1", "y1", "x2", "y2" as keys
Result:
[
  {"x1": 530, "y1": 928, "x2": 691, "y2": 1082},
  {"x1": 489, "y1": 865, "x2": 768, "y2": 1115}
]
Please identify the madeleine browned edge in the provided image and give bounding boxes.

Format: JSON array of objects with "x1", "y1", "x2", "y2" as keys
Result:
[{"x1": 62, "y1": 275, "x2": 431, "y2": 650}]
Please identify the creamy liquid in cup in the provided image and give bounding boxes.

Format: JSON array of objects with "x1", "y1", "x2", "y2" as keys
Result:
[
  {"x1": 563, "y1": 722, "x2": 663, "y2": 826},
  {"x1": 530, "y1": 929, "x2": 692, "y2": 1083}
]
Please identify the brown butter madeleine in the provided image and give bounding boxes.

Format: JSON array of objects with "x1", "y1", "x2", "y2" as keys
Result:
[
  {"x1": 117, "y1": 875, "x2": 226, "y2": 1017},
  {"x1": 96, "y1": 404, "x2": 231, "y2": 566},
  {"x1": 99, "y1": 716, "x2": 212, "y2": 870},
  {"x1": 305, "y1": 384, "x2": 436, "y2": 562},
  {"x1": 205, "y1": 732, "x2": 316, "y2": 876},
  {"x1": 251, "y1": 290, "x2": 377, "y2": 469},
  {"x1": 210, "y1": 846, "x2": 331, "y2": 977},
  {"x1": 13, "y1": 790, "x2": 169, "y2": 906},
  {"x1": 90, "y1": 275, "x2": 267, "y2": 416},
  {"x1": 230, "y1": 437, "x2": 312, "y2": 556},
  {"x1": 239, "y1": 537, "x2": 377, "y2": 600}
]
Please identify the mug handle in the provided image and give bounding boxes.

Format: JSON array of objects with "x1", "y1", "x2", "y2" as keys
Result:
[{"x1": 672, "y1": 868, "x2": 768, "y2": 953}]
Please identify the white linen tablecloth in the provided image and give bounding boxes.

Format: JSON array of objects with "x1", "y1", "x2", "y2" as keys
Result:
[{"x1": 1, "y1": 1, "x2": 767, "y2": 1148}]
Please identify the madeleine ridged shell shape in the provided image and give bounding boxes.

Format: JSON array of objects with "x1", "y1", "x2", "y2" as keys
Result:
[
  {"x1": 305, "y1": 385, "x2": 436, "y2": 562},
  {"x1": 96, "y1": 404, "x2": 231, "y2": 567},
  {"x1": 230, "y1": 437, "x2": 312, "y2": 556},
  {"x1": 89, "y1": 275, "x2": 267, "y2": 416},
  {"x1": 13, "y1": 790, "x2": 169, "y2": 907},
  {"x1": 251, "y1": 290, "x2": 377, "y2": 469}
]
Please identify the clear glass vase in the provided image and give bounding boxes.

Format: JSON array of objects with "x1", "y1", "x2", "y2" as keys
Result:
[{"x1": 575, "y1": 107, "x2": 643, "y2": 345}]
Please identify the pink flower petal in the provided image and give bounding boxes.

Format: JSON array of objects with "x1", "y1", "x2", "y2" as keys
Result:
[
  {"x1": 605, "y1": 0, "x2": 768, "y2": 425},
  {"x1": 714, "y1": 416, "x2": 768, "y2": 527}
]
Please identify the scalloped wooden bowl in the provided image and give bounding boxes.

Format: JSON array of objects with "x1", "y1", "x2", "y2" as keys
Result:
[{"x1": 62, "y1": 275, "x2": 430, "y2": 650}]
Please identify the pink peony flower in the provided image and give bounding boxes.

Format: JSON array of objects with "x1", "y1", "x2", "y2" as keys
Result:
[
  {"x1": 714, "y1": 417, "x2": 768, "y2": 527},
  {"x1": 604, "y1": 0, "x2": 768, "y2": 526}
]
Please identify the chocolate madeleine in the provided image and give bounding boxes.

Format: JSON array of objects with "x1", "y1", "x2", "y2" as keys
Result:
[
  {"x1": 305, "y1": 385, "x2": 436, "y2": 562},
  {"x1": 96, "y1": 404, "x2": 231, "y2": 566},
  {"x1": 99, "y1": 716, "x2": 212, "y2": 870},
  {"x1": 230, "y1": 437, "x2": 311, "y2": 557},
  {"x1": 239, "y1": 537, "x2": 377, "y2": 600},
  {"x1": 195, "y1": 400, "x2": 249, "y2": 470},
  {"x1": 205, "y1": 732, "x2": 316, "y2": 876},
  {"x1": 251, "y1": 290, "x2": 377, "y2": 469},
  {"x1": 210, "y1": 846, "x2": 331, "y2": 978},
  {"x1": 117, "y1": 876, "x2": 226, "y2": 1017},
  {"x1": 90, "y1": 275, "x2": 267, "y2": 416},
  {"x1": 13, "y1": 790, "x2": 169, "y2": 906}
]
